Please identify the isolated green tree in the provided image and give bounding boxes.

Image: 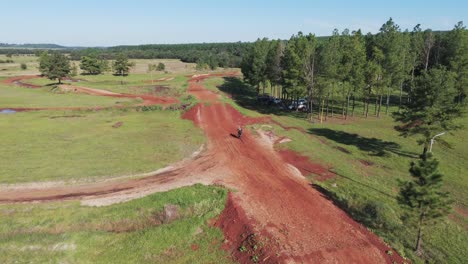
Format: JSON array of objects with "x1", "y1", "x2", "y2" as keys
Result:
[
  {"x1": 394, "y1": 67, "x2": 461, "y2": 155},
  {"x1": 156, "y1": 62, "x2": 165, "y2": 71},
  {"x1": 80, "y1": 56, "x2": 108, "y2": 75},
  {"x1": 397, "y1": 153, "x2": 452, "y2": 255},
  {"x1": 113, "y1": 53, "x2": 134, "y2": 76},
  {"x1": 20, "y1": 63, "x2": 27, "y2": 70},
  {"x1": 38, "y1": 52, "x2": 71, "y2": 84}
]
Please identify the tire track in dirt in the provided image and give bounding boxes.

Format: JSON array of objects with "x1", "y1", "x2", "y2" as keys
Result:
[{"x1": 0, "y1": 73, "x2": 405, "y2": 263}]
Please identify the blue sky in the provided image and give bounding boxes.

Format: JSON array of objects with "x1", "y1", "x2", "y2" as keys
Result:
[{"x1": 1, "y1": 0, "x2": 466, "y2": 46}]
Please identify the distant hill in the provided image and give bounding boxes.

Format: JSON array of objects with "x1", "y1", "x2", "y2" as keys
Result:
[{"x1": 0, "y1": 43, "x2": 67, "y2": 49}]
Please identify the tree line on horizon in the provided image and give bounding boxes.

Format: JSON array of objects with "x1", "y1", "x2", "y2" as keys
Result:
[{"x1": 0, "y1": 42, "x2": 252, "y2": 70}]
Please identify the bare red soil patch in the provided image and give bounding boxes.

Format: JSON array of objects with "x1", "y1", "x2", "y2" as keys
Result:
[
  {"x1": 215, "y1": 193, "x2": 281, "y2": 264},
  {"x1": 278, "y1": 149, "x2": 336, "y2": 182},
  {"x1": 359, "y1": 159, "x2": 375, "y2": 167},
  {"x1": 2, "y1": 75, "x2": 42, "y2": 88}
]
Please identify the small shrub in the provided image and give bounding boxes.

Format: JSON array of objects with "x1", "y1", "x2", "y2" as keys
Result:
[
  {"x1": 238, "y1": 245, "x2": 246, "y2": 252},
  {"x1": 20, "y1": 63, "x2": 27, "y2": 70},
  {"x1": 251, "y1": 255, "x2": 259, "y2": 263}
]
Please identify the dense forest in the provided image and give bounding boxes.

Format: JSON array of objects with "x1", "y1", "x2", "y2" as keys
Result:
[
  {"x1": 240, "y1": 19, "x2": 467, "y2": 261},
  {"x1": 241, "y1": 19, "x2": 467, "y2": 121}
]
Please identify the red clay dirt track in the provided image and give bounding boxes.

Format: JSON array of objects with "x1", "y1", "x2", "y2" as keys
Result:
[{"x1": 0, "y1": 74, "x2": 404, "y2": 263}]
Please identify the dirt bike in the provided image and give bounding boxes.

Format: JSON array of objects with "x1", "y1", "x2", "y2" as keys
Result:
[{"x1": 237, "y1": 129, "x2": 243, "y2": 139}]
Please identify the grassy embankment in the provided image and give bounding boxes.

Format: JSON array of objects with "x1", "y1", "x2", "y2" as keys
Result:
[
  {"x1": 0, "y1": 184, "x2": 233, "y2": 264},
  {"x1": 206, "y1": 76, "x2": 468, "y2": 264}
]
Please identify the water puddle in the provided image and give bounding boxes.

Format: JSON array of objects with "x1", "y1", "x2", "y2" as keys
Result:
[{"x1": 0, "y1": 109, "x2": 17, "y2": 114}]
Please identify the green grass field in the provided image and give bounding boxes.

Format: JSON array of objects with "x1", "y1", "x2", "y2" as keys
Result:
[
  {"x1": 21, "y1": 74, "x2": 189, "y2": 98},
  {"x1": 0, "y1": 55, "x2": 39, "y2": 76},
  {"x1": 0, "y1": 81, "x2": 136, "y2": 109},
  {"x1": 213, "y1": 76, "x2": 468, "y2": 264},
  {"x1": 0, "y1": 184, "x2": 233, "y2": 264},
  {"x1": 0, "y1": 109, "x2": 205, "y2": 183}
]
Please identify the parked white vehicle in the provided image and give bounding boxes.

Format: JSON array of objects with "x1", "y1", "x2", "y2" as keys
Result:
[{"x1": 288, "y1": 99, "x2": 308, "y2": 110}]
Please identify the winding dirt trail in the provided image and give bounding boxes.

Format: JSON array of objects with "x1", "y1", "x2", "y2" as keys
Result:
[
  {"x1": 0, "y1": 75, "x2": 178, "y2": 111},
  {"x1": 0, "y1": 73, "x2": 404, "y2": 263}
]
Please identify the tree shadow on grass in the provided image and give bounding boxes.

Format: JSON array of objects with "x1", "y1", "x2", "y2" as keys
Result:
[
  {"x1": 309, "y1": 128, "x2": 418, "y2": 158},
  {"x1": 324, "y1": 171, "x2": 395, "y2": 199},
  {"x1": 217, "y1": 77, "x2": 308, "y2": 119},
  {"x1": 311, "y1": 183, "x2": 397, "y2": 231}
]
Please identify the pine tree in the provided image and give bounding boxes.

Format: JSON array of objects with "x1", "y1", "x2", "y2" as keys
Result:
[
  {"x1": 240, "y1": 38, "x2": 269, "y2": 94},
  {"x1": 397, "y1": 153, "x2": 452, "y2": 255},
  {"x1": 319, "y1": 29, "x2": 342, "y2": 118},
  {"x1": 113, "y1": 53, "x2": 134, "y2": 76},
  {"x1": 265, "y1": 39, "x2": 284, "y2": 98},
  {"x1": 38, "y1": 52, "x2": 70, "y2": 84},
  {"x1": 394, "y1": 67, "x2": 461, "y2": 155}
]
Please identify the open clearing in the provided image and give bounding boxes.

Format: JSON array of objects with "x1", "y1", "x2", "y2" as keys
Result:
[
  {"x1": 0, "y1": 77, "x2": 136, "y2": 109},
  {"x1": 0, "y1": 73, "x2": 406, "y2": 264},
  {"x1": 0, "y1": 109, "x2": 204, "y2": 184}
]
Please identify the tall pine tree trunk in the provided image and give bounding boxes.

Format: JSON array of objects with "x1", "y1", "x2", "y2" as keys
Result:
[
  {"x1": 415, "y1": 204, "x2": 425, "y2": 256},
  {"x1": 374, "y1": 96, "x2": 378, "y2": 116},
  {"x1": 330, "y1": 86, "x2": 334, "y2": 118},
  {"x1": 345, "y1": 93, "x2": 350, "y2": 120},
  {"x1": 325, "y1": 93, "x2": 329, "y2": 121},
  {"x1": 385, "y1": 87, "x2": 391, "y2": 114},
  {"x1": 363, "y1": 97, "x2": 367, "y2": 116},
  {"x1": 398, "y1": 81, "x2": 404, "y2": 112},
  {"x1": 318, "y1": 97, "x2": 322, "y2": 121},
  {"x1": 351, "y1": 95, "x2": 356, "y2": 117},
  {"x1": 365, "y1": 98, "x2": 370, "y2": 118},
  {"x1": 377, "y1": 95, "x2": 383, "y2": 118}
]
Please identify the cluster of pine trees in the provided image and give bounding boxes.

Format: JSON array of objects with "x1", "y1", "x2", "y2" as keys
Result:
[
  {"x1": 38, "y1": 52, "x2": 135, "y2": 82},
  {"x1": 241, "y1": 19, "x2": 467, "y2": 122},
  {"x1": 242, "y1": 19, "x2": 467, "y2": 258}
]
